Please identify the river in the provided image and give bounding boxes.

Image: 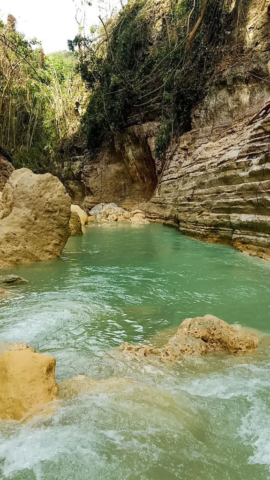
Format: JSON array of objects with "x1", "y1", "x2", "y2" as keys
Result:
[{"x1": 0, "y1": 223, "x2": 270, "y2": 479}]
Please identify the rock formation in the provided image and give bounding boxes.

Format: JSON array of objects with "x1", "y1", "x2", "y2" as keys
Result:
[
  {"x1": 0, "y1": 275, "x2": 28, "y2": 285},
  {"x1": 69, "y1": 211, "x2": 83, "y2": 236},
  {"x1": 88, "y1": 203, "x2": 149, "y2": 224},
  {"x1": 71, "y1": 204, "x2": 88, "y2": 226},
  {"x1": 0, "y1": 344, "x2": 58, "y2": 421},
  {"x1": 119, "y1": 315, "x2": 259, "y2": 360},
  {"x1": 0, "y1": 168, "x2": 71, "y2": 268},
  {"x1": 0, "y1": 150, "x2": 14, "y2": 191},
  {"x1": 82, "y1": 123, "x2": 159, "y2": 210},
  {"x1": 79, "y1": 0, "x2": 270, "y2": 261}
]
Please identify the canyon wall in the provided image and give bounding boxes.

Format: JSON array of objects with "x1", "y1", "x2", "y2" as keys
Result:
[
  {"x1": 145, "y1": 1, "x2": 270, "y2": 260},
  {"x1": 82, "y1": 123, "x2": 160, "y2": 210}
]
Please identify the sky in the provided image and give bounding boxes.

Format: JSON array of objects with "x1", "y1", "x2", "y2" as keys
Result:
[{"x1": 0, "y1": 0, "x2": 120, "y2": 53}]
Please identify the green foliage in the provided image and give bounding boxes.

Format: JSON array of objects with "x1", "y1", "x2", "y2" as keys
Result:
[
  {"x1": 0, "y1": 21, "x2": 88, "y2": 174},
  {"x1": 155, "y1": 118, "x2": 173, "y2": 159},
  {"x1": 74, "y1": 0, "x2": 237, "y2": 158}
]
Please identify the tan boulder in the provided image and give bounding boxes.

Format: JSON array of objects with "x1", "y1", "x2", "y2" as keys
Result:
[
  {"x1": 130, "y1": 212, "x2": 149, "y2": 224},
  {"x1": 175, "y1": 314, "x2": 259, "y2": 354},
  {"x1": 69, "y1": 211, "x2": 83, "y2": 236},
  {"x1": 0, "y1": 344, "x2": 58, "y2": 421},
  {"x1": 0, "y1": 168, "x2": 71, "y2": 268},
  {"x1": 119, "y1": 315, "x2": 259, "y2": 360},
  {"x1": 71, "y1": 204, "x2": 88, "y2": 226},
  {"x1": 88, "y1": 215, "x2": 96, "y2": 223}
]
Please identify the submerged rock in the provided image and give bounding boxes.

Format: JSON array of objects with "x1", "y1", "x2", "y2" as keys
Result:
[
  {"x1": 69, "y1": 211, "x2": 83, "y2": 236},
  {"x1": 71, "y1": 204, "x2": 88, "y2": 226},
  {"x1": 58, "y1": 375, "x2": 133, "y2": 400},
  {"x1": 0, "y1": 274, "x2": 28, "y2": 285},
  {"x1": 0, "y1": 168, "x2": 71, "y2": 268},
  {"x1": 0, "y1": 344, "x2": 58, "y2": 421},
  {"x1": 119, "y1": 315, "x2": 259, "y2": 360},
  {"x1": 0, "y1": 287, "x2": 10, "y2": 299}
]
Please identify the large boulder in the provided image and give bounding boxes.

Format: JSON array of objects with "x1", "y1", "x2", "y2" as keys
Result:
[
  {"x1": 0, "y1": 344, "x2": 58, "y2": 421},
  {"x1": 71, "y1": 204, "x2": 88, "y2": 226},
  {"x1": 69, "y1": 211, "x2": 83, "y2": 236},
  {"x1": 119, "y1": 315, "x2": 259, "y2": 360},
  {"x1": 0, "y1": 168, "x2": 71, "y2": 268}
]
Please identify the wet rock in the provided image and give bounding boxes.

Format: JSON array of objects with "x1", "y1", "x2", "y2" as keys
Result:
[
  {"x1": 71, "y1": 204, "x2": 88, "y2": 226},
  {"x1": 0, "y1": 274, "x2": 28, "y2": 285},
  {"x1": 0, "y1": 168, "x2": 71, "y2": 268},
  {"x1": 119, "y1": 315, "x2": 259, "y2": 360},
  {"x1": 69, "y1": 211, "x2": 83, "y2": 236},
  {"x1": 175, "y1": 314, "x2": 259, "y2": 354},
  {"x1": 0, "y1": 344, "x2": 58, "y2": 421}
]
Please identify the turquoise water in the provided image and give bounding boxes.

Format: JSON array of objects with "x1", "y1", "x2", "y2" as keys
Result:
[{"x1": 1, "y1": 223, "x2": 270, "y2": 479}]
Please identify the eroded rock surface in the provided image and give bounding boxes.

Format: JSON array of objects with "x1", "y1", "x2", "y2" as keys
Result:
[
  {"x1": 88, "y1": 203, "x2": 149, "y2": 224},
  {"x1": 0, "y1": 344, "x2": 58, "y2": 421},
  {"x1": 119, "y1": 315, "x2": 259, "y2": 360},
  {"x1": 71, "y1": 204, "x2": 88, "y2": 226},
  {"x1": 0, "y1": 168, "x2": 71, "y2": 268},
  {"x1": 69, "y1": 211, "x2": 83, "y2": 236},
  {"x1": 0, "y1": 152, "x2": 14, "y2": 191}
]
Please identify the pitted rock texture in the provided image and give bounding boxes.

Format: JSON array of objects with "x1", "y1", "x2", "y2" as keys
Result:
[
  {"x1": 119, "y1": 315, "x2": 259, "y2": 360},
  {"x1": 88, "y1": 203, "x2": 149, "y2": 224},
  {"x1": 0, "y1": 152, "x2": 14, "y2": 191},
  {"x1": 69, "y1": 211, "x2": 83, "y2": 236},
  {"x1": 0, "y1": 344, "x2": 58, "y2": 421},
  {"x1": 0, "y1": 168, "x2": 71, "y2": 268}
]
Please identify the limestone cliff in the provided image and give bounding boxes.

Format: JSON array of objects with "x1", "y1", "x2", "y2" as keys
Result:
[
  {"x1": 81, "y1": 0, "x2": 270, "y2": 260},
  {"x1": 82, "y1": 123, "x2": 160, "y2": 210}
]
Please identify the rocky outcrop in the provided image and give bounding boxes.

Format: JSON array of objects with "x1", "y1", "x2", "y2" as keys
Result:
[
  {"x1": 0, "y1": 168, "x2": 71, "y2": 268},
  {"x1": 69, "y1": 211, "x2": 83, "y2": 236},
  {"x1": 0, "y1": 275, "x2": 28, "y2": 285},
  {"x1": 82, "y1": 123, "x2": 159, "y2": 210},
  {"x1": 88, "y1": 203, "x2": 149, "y2": 224},
  {"x1": 119, "y1": 315, "x2": 259, "y2": 360},
  {"x1": 71, "y1": 204, "x2": 88, "y2": 226},
  {"x1": 78, "y1": 0, "x2": 270, "y2": 261},
  {"x1": 0, "y1": 151, "x2": 14, "y2": 191},
  {"x1": 147, "y1": 113, "x2": 270, "y2": 259},
  {"x1": 0, "y1": 344, "x2": 58, "y2": 421},
  {"x1": 142, "y1": 3, "x2": 270, "y2": 260}
]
